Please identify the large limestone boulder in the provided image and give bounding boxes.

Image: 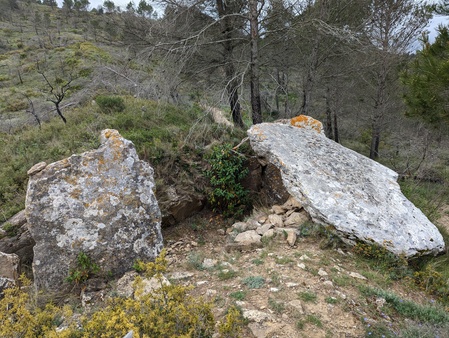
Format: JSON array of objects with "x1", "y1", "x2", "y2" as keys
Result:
[
  {"x1": 248, "y1": 119, "x2": 445, "y2": 257},
  {"x1": 26, "y1": 129, "x2": 163, "y2": 293}
]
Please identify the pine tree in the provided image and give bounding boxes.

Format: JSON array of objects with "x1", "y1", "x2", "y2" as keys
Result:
[{"x1": 402, "y1": 26, "x2": 449, "y2": 124}]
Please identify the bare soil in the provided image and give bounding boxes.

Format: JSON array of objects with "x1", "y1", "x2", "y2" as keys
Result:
[{"x1": 161, "y1": 209, "x2": 444, "y2": 338}]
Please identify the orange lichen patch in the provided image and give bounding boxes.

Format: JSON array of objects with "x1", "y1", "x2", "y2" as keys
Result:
[
  {"x1": 97, "y1": 155, "x2": 106, "y2": 168},
  {"x1": 58, "y1": 158, "x2": 71, "y2": 169},
  {"x1": 251, "y1": 126, "x2": 267, "y2": 141},
  {"x1": 64, "y1": 176, "x2": 79, "y2": 186},
  {"x1": 103, "y1": 129, "x2": 114, "y2": 139},
  {"x1": 95, "y1": 195, "x2": 106, "y2": 205},
  {"x1": 101, "y1": 129, "x2": 128, "y2": 162},
  {"x1": 70, "y1": 188, "x2": 82, "y2": 199},
  {"x1": 290, "y1": 115, "x2": 323, "y2": 133}
]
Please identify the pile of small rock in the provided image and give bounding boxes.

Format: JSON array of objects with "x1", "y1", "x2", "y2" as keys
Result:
[{"x1": 225, "y1": 196, "x2": 310, "y2": 252}]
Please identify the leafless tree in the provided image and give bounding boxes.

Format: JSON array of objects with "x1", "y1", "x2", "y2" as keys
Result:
[
  {"x1": 37, "y1": 62, "x2": 74, "y2": 124},
  {"x1": 361, "y1": 0, "x2": 430, "y2": 159},
  {"x1": 23, "y1": 94, "x2": 41, "y2": 128}
]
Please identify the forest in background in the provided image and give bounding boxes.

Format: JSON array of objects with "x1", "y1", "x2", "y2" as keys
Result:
[
  {"x1": 1, "y1": 0, "x2": 449, "y2": 219},
  {"x1": 3, "y1": 2, "x2": 449, "y2": 337}
]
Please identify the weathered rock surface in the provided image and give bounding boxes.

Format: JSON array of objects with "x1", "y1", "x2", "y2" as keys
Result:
[
  {"x1": 0, "y1": 210, "x2": 35, "y2": 269},
  {"x1": 290, "y1": 114, "x2": 324, "y2": 133},
  {"x1": 0, "y1": 252, "x2": 20, "y2": 295},
  {"x1": 158, "y1": 186, "x2": 205, "y2": 227},
  {"x1": 0, "y1": 251, "x2": 20, "y2": 281},
  {"x1": 234, "y1": 230, "x2": 261, "y2": 245},
  {"x1": 26, "y1": 129, "x2": 163, "y2": 293},
  {"x1": 225, "y1": 197, "x2": 307, "y2": 251},
  {"x1": 248, "y1": 120, "x2": 445, "y2": 257}
]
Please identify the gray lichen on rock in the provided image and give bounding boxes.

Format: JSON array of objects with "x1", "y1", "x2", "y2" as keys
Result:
[
  {"x1": 26, "y1": 129, "x2": 163, "y2": 293},
  {"x1": 248, "y1": 120, "x2": 445, "y2": 258}
]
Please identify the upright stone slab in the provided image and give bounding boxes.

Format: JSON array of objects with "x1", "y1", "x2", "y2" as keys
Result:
[
  {"x1": 0, "y1": 252, "x2": 20, "y2": 295},
  {"x1": 26, "y1": 129, "x2": 163, "y2": 293},
  {"x1": 248, "y1": 120, "x2": 445, "y2": 257}
]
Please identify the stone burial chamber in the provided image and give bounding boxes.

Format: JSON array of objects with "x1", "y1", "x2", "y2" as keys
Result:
[
  {"x1": 247, "y1": 116, "x2": 445, "y2": 258},
  {"x1": 25, "y1": 129, "x2": 163, "y2": 293}
]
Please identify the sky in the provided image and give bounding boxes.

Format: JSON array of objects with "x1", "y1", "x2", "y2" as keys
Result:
[
  {"x1": 56, "y1": 0, "x2": 160, "y2": 11},
  {"x1": 428, "y1": 14, "x2": 449, "y2": 41},
  {"x1": 55, "y1": 0, "x2": 448, "y2": 44}
]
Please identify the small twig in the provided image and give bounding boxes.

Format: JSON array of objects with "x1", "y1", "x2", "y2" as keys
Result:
[{"x1": 232, "y1": 137, "x2": 249, "y2": 151}]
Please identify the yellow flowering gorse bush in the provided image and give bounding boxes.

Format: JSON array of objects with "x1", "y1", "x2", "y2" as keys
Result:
[{"x1": 0, "y1": 250, "x2": 244, "y2": 338}]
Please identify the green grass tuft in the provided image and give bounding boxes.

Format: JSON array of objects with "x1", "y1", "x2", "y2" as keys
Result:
[
  {"x1": 360, "y1": 286, "x2": 449, "y2": 324},
  {"x1": 298, "y1": 291, "x2": 317, "y2": 303}
]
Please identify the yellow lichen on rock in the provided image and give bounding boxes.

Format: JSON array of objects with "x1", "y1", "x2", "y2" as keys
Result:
[
  {"x1": 251, "y1": 125, "x2": 267, "y2": 141},
  {"x1": 290, "y1": 115, "x2": 323, "y2": 133},
  {"x1": 103, "y1": 129, "x2": 114, "y2": 139}
]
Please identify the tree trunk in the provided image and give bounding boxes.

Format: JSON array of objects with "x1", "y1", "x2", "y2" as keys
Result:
[
  {"x1": 301, "y1": 37, "x2": 319, "y2": 116},
  {"x1": 223, "y1": 55, "x2": 244, "y2": 128},
  {"x1": 284, "y1": 72, "x2": 289, "y2": 117},
  {"x1": 54, "y1": 102, "x2": 67, "y2": 124},
  {"x1": 249, "y1": 0, "x2": 262, "y2": 124},
  {"x1": 369, "y1": 66, "x2": 387, "y2": 159},
  {"x1": 217, "y1": 0, "x2": 244, "y2": 128},
  {"x1": 369, "y1": 123, "x2": 380, "y2": 159},
  {"x1": 275, "y1": 69, "x2": 280, "y2": 113},
  {"x1": 333, "y1": 110, "x2": 339, "y2": 143},
  {"x1": 325, "y1": 87, "x2": 333, "y2": 139}
]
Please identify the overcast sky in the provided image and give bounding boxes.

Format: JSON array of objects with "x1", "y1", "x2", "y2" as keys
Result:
[
  {"x1": 55, "y1": 0, "x2": 448, "y2": 44},
  {"x1": 56, "y1": 0, "x2": 160, "y2": 11},
  {"x1": 428, "y1": 14, "x2": 449, "y2": 41}
]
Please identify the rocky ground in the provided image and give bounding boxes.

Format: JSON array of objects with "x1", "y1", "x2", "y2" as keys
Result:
[
  {"x1": 160, "y1": 205, "x2": 449, "y2": 338},
  {"x1": 2, "y1": 201, "x2": 448, "y2": 337}
]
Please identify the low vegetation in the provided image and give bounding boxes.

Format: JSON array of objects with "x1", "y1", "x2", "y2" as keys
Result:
[
  {"x1": 0, "y1": 98, "x2": 247, "y2": 222},
  {"x1": 0, "y1": 251, "x2": 246, "y2": 337},
  {"x1": 242, "y1": 276, "x2": 265, "y2": 289},
  {"x1": 205, "y1": 143, "x2": 250, "y2": 218},
  {"x1": 1, "y1": 2, "x2": 449, "y2": 336},
  {"x1": 66, "y1": 252, "x2": 100, "y2": 286}
]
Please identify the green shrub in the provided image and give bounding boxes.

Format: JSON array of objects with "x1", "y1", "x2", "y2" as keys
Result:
[
  {"x1": 95, "y1": 95, "x2": 125, "y2": 113},
  {"x1": 229, "y1": 291, "x2": 246, "y2": 301},
  {"x1": 242, "y1": 276, "x2": 265, "y2": 289},
  {"x1": 2, "y1": 222, "x2": 18, "y2": 237},
  {"x1": 66, "y1": 252, "x2": 100, "y2": 285},
  {"x1": 296, "y1": 315, "x2": 323, "y2": 331},
  {"x1": 205, "y1": 143, "x2": 249, "y2": 218},
  {"x1": 186, "y1": 252, "x2": 204, "y2": 271},
  {"x1": 325, "y1": 296, "x2": 338, "y2": 304},
  {"x1": 305, "y1": 314, "x2": 322, "y2": 328},
  {"x1": 251, "y1": 258, "x2": 263, "y2": 266},
  {"x1": 132, "y1": 259, "x2": 145, "y2": 273},
  {"x1": 413, "y1": 264, "x2": 449, "y2": 302}
]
